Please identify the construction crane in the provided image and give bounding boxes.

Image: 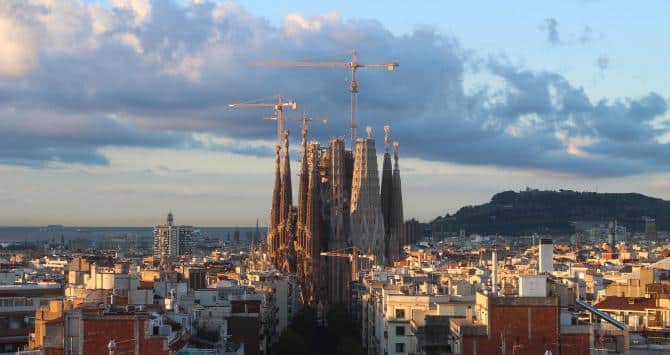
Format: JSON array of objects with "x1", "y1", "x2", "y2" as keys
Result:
[
  {"x1": 228, "y1": 95, "x2": 298, "y2": 146},
  {"x1": 264, "y1": 113, "x2": 328, "y2": 139},
  {"x1": 320, "y1": 246, "x2": 374, "y2": 280},
  {"x1": 251, "y1": 49, "x2": 399, "y2": 142}
]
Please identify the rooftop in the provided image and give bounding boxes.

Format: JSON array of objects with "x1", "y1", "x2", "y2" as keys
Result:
[{"x1": 594, "y1": 296, "x2": 657, "y2": 311}]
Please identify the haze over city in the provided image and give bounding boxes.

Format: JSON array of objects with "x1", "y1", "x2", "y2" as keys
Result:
[{"x1": 1, "y1": 0, "x2": 670, "y2": 226}]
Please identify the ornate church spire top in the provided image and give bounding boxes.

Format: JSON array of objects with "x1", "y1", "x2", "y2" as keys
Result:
[
  {"x1": 393, "y1": 141, "x2": 399, "y2": 161},
  {"x1": 384, "y1": 125, "x2": 391, "y2": 152}
]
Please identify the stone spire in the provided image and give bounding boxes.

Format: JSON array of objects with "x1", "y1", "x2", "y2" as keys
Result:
[
  {"x1": 279, "y1": 130, "x2": 293, "y2": 223},
  {"x1": 296, "y1": 122, "x2": 309, "y2": 230},
  {"x1": 350, "y1": 127, "x2": 386, "y2": 264},
  {"x1": 389, "y1": 141, "x2": 405, "y2": 262},
  {"x1": 303, "y1": 142, "x2": 322, "y2": 302},
  {"x1": 380, "y1": 125, "x2": 394, "y2": 264},
  {"x1": 269, "y1": 145, "x2": 282, "y2": 231}
]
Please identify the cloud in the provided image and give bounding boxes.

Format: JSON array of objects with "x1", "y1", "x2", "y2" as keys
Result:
[
  {"x1": 541, "y1": 18, "x2": 561, "y2": 45},
  {"x1": 0, "y1": 8, "x2": 39, "y2": 77},
  {"x1": 539, "y1": 20, "x2": 604, "y2": 47},
  {"x1": 0, "y1": 109, "x2": 198, "y2": 166},
  {"x1": 0, "y1": 0, "x2": 668, "y2": 178},
  {"x1": 596, "y1": 54, "x2": 609, "y2": 72},
  {"x1": 579, "y1": 25, "x2": 604, "y2": 44}
]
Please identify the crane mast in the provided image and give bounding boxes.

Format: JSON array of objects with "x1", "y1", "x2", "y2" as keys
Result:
[{"x1": 251, "y1": 49, "x2": 398, "y2": 143}]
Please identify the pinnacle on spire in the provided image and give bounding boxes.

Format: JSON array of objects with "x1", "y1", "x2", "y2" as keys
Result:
[
  {"x1": 384, "y1": 125, "x2": 391, "y2": 152},
  {"x1": 393, "y1": 141, "x2": 399, "y2": 162},
  {"x1": 301, "y1": 114, "x2": 309, "y2": 141},
  {"x1": 366, "y1": 126, "x2": 373, "y2": 139},
  {"x1": 280, "y1": 129, "x2": 293, "y2": 222},
  {"x1": 269, "y1": 145, "x2": 282, "y2": 231}
]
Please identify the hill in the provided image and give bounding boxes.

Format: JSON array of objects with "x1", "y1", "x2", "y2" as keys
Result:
[{"x1": 432, "y1": 189, "x2": 670, "y2": 236}]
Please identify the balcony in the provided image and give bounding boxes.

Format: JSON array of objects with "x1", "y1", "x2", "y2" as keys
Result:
[
  {"x1": 0, "y1": 328, "x2": 30, "y2": 338},
  {"x1": 0, "y1": 297, "x2": 38, "y2": 314}
]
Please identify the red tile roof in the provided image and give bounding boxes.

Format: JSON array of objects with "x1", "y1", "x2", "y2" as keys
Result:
[{"x1": 593, "y1": 297, "x2": 657, "y2": 311}]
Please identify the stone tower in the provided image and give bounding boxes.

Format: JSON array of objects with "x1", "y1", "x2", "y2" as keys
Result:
[
  {"x1": 325, "y1": 138, "x2": 354, "y2": 305},
  {"x1": 380, "y1": 125, "x2": 394, "y2": 264},
  {"x1": 388, "y1": 141, "x2": 405, "y2": 263},
  {"x1": 277, "y1": 130, "x2": 295, "y2": 273},
  {"x1": 350, "y1": 127, "x2": 385, "y2": 265},
  {"x1": 295, "y1": 118, "x2": 324, "y2": 302},
  {"x1": 267, "y1": 145, "x2": 282, "y2": 265}
]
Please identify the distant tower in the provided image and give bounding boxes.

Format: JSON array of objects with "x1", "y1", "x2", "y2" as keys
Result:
[
  {"x1": 645, "y1": 217, "x2": 657, "y2": 241},
  {"x1": 167, "y1": 211, "x2": 174, "y2": 226},
  {"x1": 539, "y1": 238, "x2": 553, "y2": 273},
  {"x1": 608, "y1": 221, "x2": 616, "y2": 245},
  {"x1": 350, "y1": 127, "x2": 385, "y2": 264}
]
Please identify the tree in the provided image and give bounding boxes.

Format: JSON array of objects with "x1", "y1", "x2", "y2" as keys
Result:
[
  {"x1": 274, "y1": 329, "x2": 310, "y2": 355},
  {"x1": 336, "y1": 335, "x2": 365, "y2": 355}
]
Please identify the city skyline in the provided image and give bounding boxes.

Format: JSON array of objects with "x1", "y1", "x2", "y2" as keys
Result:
[{"x1": 1, "y1": 0, "x2": 670, "y2": 226}]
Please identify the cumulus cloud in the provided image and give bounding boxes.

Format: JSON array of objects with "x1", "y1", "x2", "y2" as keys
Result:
[
  {"x1": 0, "y1": 0, "x2": 668, "y2": 177},
  {"x1": 0, "y1": 9, "x2": 39, "y2": 77}
]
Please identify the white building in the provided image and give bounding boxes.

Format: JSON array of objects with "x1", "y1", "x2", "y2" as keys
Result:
[
  {"x1": 539, "y1": 238, "x2": 553, "y2": 273},
  {"x1": 153, "y1": 212, "x2": 193, "y2": 258}
]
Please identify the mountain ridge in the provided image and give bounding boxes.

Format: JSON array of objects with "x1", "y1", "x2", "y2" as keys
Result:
[{"x1": 431, "y1": 189, "x2": 670, "y2": 236}]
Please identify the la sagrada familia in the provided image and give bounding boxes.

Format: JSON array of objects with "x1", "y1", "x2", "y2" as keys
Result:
[{"x1": 266, "y1": 122, "x2": 405, "y2": 306}]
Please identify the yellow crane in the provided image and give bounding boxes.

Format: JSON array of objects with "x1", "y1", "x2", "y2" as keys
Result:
[
  {"x1": 228, "y1": 95, "x2": 298, "y2": 146},
  {"x1": 251, "y1": 49, "x2": 399, "y2": 142},
  {"x1": 320, "y1": 246, "x2": 374, "y2": 280}
]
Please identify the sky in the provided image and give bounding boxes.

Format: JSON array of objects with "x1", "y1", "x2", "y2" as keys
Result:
[{"x1": 1, "y1": 0, "x2": 669, "y2": 226}]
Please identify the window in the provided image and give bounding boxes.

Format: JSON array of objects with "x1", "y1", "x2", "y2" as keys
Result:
[
  {"x1": 395, "y1": 326, "x2": 405, "y2": 336},
  {"x1": 395, "y1": 343, "x2": 405, "y2": 353},
  {"x1": 395, "y1": 309, "x2": 405, "y2": 319}
]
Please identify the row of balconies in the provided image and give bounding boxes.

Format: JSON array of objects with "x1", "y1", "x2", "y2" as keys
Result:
[{"x1": 0, "y1": 297, "x2": 38, "y2": 314}]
